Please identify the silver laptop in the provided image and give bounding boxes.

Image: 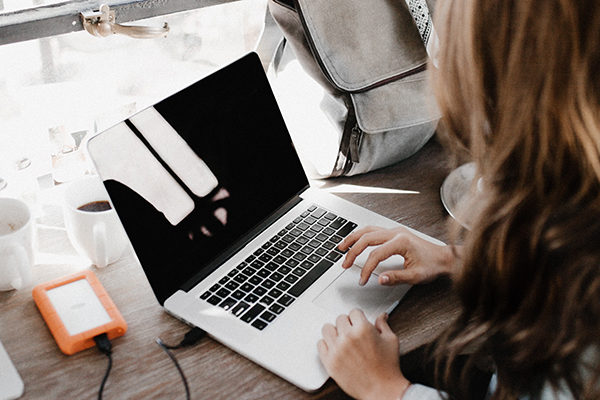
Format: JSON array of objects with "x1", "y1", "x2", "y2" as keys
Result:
[{"x1": 87, "y1": 52, "x2": 443, "y2": 392}]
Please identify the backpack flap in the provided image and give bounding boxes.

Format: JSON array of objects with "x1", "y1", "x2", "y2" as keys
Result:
[{"x1": 295, "y1": 0, "x2": 428, "y2": 92}]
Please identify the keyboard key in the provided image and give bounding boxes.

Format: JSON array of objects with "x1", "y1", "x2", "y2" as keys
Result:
[
  {"x1": 277, "y1": 266, "x2": 292, "y2": 275},
  {"x1": 315, "y1": 248, "x2": 328, "y2": 256},
  {"x1": 308, "y1": 240, "x2": 321, "y2": 248},
  {"x1": 216, "y1": 288, "x2": 231, "y2": 298},
  {"x1": 317, "y1": 218, "x2": 329, "y2": 226},
  {"x1": 300, "y1": 246, "x2": 313, "y2": 255},
  {"x1": 240, "y1": 283, "x2": 254, "y2": 293},
  {"x1": 241, "y1": 304, "x2": 265, "y2": 323},
  {"x1": 305, "y1": 216, "x2": 317, "y2": 225},
  {"x1": 269, "y1": 304, "x2": 285, "y2": 314},
  {"x1": 270, "y1": 272, "x2": 284, "y2": 282},
  {"x1": 322, "y1": 241, "x2": 336, "y2": 250},
  {"x1": 300, "y1": 261, "x2": 314, "y2": 270},
  {"x1": 316, "y1": 233, "x2": 328, "y2": 242},
  {"x1": 304, "y1": 230, "x2": 316, "y2": 238},
  {"x1": 242, "y1": 266, "x2": 257, "y2": 276},
  {"x1": 285, "y1": 259, "x2": 299, "y2": 268},
  {"x1": 219, "y1": 298, "x2": 237, "y2": 311},
  {"x1": 261, "y1": 279, "x2": 275, "y2": 289},
  {"x1": 253, "y1": 286, "x2": 268, "y2": 296},
  {"x1": 326, "y1": 251, "x2": 344, "y2": 262},
  {"x1": 282, "y1": 234, "x2": 295, "y2": 243},
  {"x1": 323, "y1": 227, "x2": 336, "y2": 236},
  {"x1": 244, "y1": 293, "x2": 260, "y2": 303},
  {"x1": 292, "y1": 267, "x2": 308, "y2": 277},
  {"x1": 233, "y1": 274, "x2": 248, "y2": 284},
  {"x1": 200, "y1": 291, "x2": 211, "y2": 300},
  {"x1": 308, "y1": 254, "x2": 321, "y2": 263},
  {"x1": 276, "y1": 281, "x2": 291, "y2": 291},
  {"x1": 312, "y1": 208, "x2": 327, "y2": 218},
  {"x1": 289, "y1": 228, "x2": 302, "y2": 237},
  {"x1": 265, "y1": 262, "x2": 279, "y2": 271},
  {"x1": 266, "y1": 247, "x2": 280, "y2": 256},
  {"x1": 296, "y1": 236, "x2": 309, "y2": 245},
  {"x1": 209, "y1": 284, "x2": 220, "y2": 292},
  {"x1": 297, "y1": 222, "x2": 309, "y2": 231},
  {"x1": 258, "y1": 254, "x2": 272, "y2": 262},
  {"x1": 281, "y1": 249, "x2": 294, "y2": 258},
  {"x1": 219, "y1": 277, "x2": 229, "y2": 285},
  {"x1": 260, "y1": 296, "x2": 275, "y2": 305},
  {"x1": 268, "y1": 288, "x2": 283, "y2": 298},
  {"x1": 330, "y1": 235, "x2": 343, "y2": 243},
  {"x1": 293, "y1": 252, "x2": 307, "y2": 261},
  {"x1": 337, "y1": 221, "x2": 358, "y2": 237},
  {"x1": 252, "y1": 319, "x2": 268, "y2": 330},
  {"x1": 289, "y1": 260, "x2": 334, "y2": 297},
  {"x1": 284, "y1": 274, "x2": 299, "y2": 284},
  {"x1": 310, "y1": 224, "x2": 323, "y2": 233},
  {"x1": 260, "y1": 311, "x2": 276, "y2": 322},
  {"x1": 232, "y1": 301, "x2": 250, "y2": 317},
  {"x1": 288, "y1": 242, "x2": 301, "y2": 251},
  {"x1": 274, "y1": 255, "x2": 286, "y2": 264},
  {"x1": 277, "y1": 294, "x2": 295, "y2": 307},
  {"x1": 257, "y1": 268, "x2": 271, "y2": 278},
  {"x1": 207, "y1": 295, "x2": 222, "y2": 306},
  {"x1": 232, "y1": 290, "x2": 245, "y2": 300},
  {"x1": 329, "y1": 217, "x2": 346, "y2": 230},
  {"x1": 249, "y1": 276, "x2": 262, "y2": 285},
  {"x1": 324, "y1": 212, "x2": 337, "y2": 221},
  {"x1": 225, "y1": 281, "x2": 239, "y2": 291}
]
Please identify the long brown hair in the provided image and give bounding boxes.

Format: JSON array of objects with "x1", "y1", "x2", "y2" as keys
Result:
[{"x1": 431, "y1": 0, "x2": 600, "y2": 398}]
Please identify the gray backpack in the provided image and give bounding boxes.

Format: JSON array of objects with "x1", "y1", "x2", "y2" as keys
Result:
[{"x1": 268, "y1": 0, "x2": 441, "y2": 177}]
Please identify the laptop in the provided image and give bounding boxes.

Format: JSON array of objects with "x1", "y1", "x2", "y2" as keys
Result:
[{"x1": 86, "y1": 52, "x2": 444, "y2": 392}]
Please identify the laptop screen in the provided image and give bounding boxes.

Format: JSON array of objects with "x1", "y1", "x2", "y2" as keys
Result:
[{"x1": 89, "y1": 53, "x2": 309, "y2": 304}]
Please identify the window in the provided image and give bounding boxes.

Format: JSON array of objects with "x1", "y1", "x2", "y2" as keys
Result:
[{"x1": 0, "y1": 0, "x2": 274, "y2": 198}]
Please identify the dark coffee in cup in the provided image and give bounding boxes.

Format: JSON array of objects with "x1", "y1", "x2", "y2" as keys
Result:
[{"x1": 77, "y1": 201, "x2": 112, "y2": 212}]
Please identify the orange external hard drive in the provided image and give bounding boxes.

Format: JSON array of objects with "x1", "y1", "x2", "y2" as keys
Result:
[{"x1": 32, "y1": 270, "x2": 127, "y2": 355}]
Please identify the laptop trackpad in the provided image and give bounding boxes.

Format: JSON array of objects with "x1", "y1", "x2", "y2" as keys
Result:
[{"x1": 312, "y1": 265, "x2": 396, "y2": 320}]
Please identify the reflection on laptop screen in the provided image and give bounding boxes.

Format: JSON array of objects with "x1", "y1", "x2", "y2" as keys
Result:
[{"x1": 91, "y1": 53, "x2": 309, "y2": 304}]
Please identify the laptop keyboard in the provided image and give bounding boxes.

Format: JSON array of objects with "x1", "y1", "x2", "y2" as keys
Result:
[{"x1": 199, "y1": 205, "x2": 357, "y2": 330}]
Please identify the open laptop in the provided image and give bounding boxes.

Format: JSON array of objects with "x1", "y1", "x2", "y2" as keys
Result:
[{"x1": 87, "y1": 52, "x2": 444, "y2": 392}]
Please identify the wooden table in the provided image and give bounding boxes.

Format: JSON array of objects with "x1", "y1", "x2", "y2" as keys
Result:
[{"x1": 0, "y1": 136, "x2": 460, "y2": 399}]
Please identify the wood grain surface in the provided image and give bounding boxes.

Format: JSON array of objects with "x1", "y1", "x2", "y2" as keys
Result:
[{"x1": 0, "y1": 136, "x2": 459, "y2": 399}]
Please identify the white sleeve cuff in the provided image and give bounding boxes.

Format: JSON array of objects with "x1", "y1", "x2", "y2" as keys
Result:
[{"x1": 402, "y1": 384, "x2": 445, "y2": 400}]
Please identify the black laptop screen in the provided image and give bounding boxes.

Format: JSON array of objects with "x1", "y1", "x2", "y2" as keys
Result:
[{"x1": 91, "y1": 53, "x2": 309, "y2": 304}]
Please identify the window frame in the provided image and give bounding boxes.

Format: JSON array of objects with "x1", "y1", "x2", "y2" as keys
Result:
[{"x1": 0, "y1": 0, "x2": 240, "y2": 46}]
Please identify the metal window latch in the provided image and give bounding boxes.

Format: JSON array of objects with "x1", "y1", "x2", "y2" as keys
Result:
[{"x1": 81, "y1": 4, "x2": 170, "y2": 39}]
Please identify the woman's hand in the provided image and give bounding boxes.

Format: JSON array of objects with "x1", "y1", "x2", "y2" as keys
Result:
[
  {"x1": 317, "y1": 309, "x2": 410, "y2": 400},
  {"x1": 338, "y1": 226, "x2": 455, "y2": 286}
]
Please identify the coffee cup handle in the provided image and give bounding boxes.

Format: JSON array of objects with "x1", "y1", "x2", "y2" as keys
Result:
[
  {"x1": 6, "y1": 245, "x2": 31, "y2": 290},
  {"x1": 93, "y1": 223, "x2": 109, "y2": 269}
]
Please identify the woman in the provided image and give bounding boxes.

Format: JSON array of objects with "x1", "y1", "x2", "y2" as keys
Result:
[{"x1": 317, "y1": 0, "x2": 600, "y2": 399}]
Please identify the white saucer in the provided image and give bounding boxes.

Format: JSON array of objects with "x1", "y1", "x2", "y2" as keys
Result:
[{"x1": 440, "y1": 162, "x2": 476, "y2": 228}]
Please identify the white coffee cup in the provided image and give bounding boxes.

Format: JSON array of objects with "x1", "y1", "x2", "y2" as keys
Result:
[
  {"x1": 0, "y1": 198, "x2": 34, "y2": 291},
  {"x1": 63, "y1": 176, "x2": 128, "y2": 269}
]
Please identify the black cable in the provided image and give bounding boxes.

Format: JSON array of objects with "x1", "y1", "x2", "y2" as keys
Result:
[
  {"x1": 156, "y1": 327, "x2": 207, "y2": 400},
  {"x1": 94, "y1": 333, "x2": 113, "y2": 400}
]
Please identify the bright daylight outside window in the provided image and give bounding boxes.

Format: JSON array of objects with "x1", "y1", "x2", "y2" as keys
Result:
[{"x1": 0, "y1": 0, "x2": 268, "y2": 205}]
